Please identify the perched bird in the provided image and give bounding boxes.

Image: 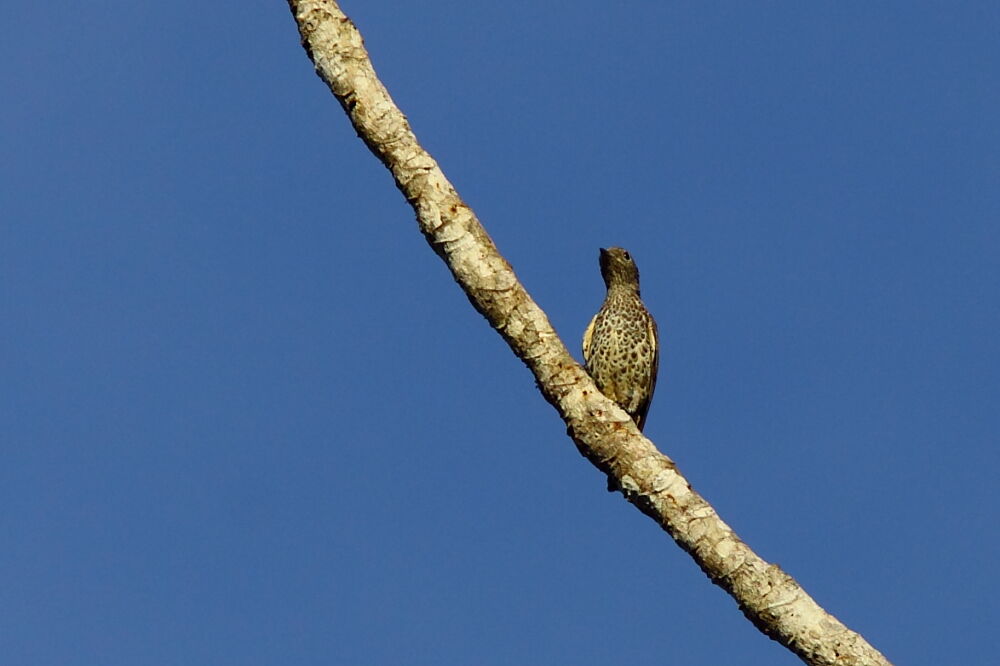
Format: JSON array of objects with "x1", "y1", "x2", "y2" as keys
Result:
[{"x1": 582, "y1": 247, "x2": 660, "y2": 431}]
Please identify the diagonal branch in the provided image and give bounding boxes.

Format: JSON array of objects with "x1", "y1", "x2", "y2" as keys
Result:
[{"x1": 286, "y1": 3, "x2": 892, "y2": 665}]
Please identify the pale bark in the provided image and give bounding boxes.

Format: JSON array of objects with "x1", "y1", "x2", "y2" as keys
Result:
[{"x1": 285, "y1": 3, "x2": 892, "y2": 665}]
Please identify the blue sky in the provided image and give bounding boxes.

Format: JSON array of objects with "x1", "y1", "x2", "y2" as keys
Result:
[{"x1": 3, "y1": 2, "x2": 998, "y2": 664}]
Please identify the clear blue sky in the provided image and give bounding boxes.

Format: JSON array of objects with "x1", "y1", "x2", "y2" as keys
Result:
[{"x1": 3, "y1": 2, "x2": 998, "y2": 664}]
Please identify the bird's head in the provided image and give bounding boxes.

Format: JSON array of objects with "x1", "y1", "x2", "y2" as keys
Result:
[{"x1": 599, "y1": 247, "x2": 641, "y2": 292}]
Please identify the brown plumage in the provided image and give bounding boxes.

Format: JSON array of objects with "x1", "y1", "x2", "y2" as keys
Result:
[{"x1": 582, "y1": 247, "x2": 660, "y2": 431}]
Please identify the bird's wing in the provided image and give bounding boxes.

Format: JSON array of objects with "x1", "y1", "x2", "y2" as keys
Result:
[
  {"x1": 634, "y1": 313, "x2": 659, "y2": 431},
  {"x1": 582, "y1": 313, "x2": 598, "y2": 367}
]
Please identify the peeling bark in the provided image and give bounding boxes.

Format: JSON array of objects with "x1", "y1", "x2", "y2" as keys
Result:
[{"x1": 286, "y1": 3, "x2": 892, "y2": 665}]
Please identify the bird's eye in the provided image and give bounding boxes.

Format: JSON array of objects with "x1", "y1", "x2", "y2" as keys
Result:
[{"x1": 623, "y1": 251, "x2": 632, "y2": 261}]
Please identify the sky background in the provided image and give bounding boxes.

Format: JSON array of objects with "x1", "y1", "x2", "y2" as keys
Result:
[{"x1": 3, "y1": 2, "x2": 999, "y2": 664}]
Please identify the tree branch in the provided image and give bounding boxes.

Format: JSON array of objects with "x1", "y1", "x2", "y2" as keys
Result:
[{"x1": 286, "y1": 3, "x2": 892, "y2": 665}]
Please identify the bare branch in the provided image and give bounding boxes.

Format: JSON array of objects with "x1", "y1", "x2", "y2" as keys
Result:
[{"x1": 286, "y1": 3, "x2": 892, "y2": 665}]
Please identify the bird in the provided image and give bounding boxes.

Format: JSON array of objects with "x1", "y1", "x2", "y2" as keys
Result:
[{"x1": 582, "y1": 247, "x2": 660, "y2": 431}]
